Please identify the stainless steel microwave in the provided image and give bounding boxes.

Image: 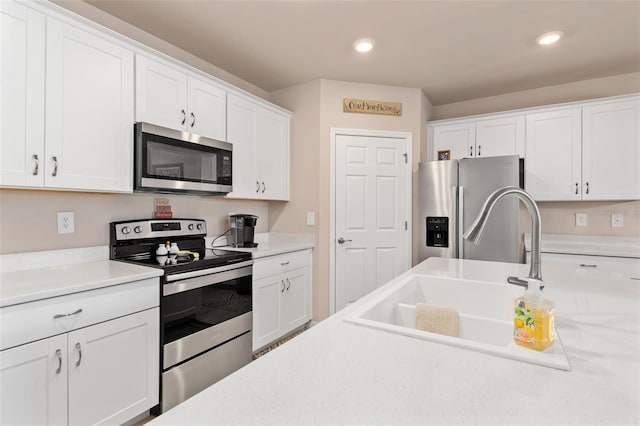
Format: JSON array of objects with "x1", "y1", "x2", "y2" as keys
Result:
[{"x1": 134, "y1": 122, "x2": 232, "y2": 195}]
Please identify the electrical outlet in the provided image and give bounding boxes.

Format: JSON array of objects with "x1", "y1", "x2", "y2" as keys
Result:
[
  {"x1": 306, "y1": 211, "x2": 315, "y2": 226},
  {"x1": 611, "y1": 213, "x2": 624, "y2": 228},
  {"x1": 575, "y1": 213, "x2": 587, "y2": 227},
  {"x1": 57, "y1": 212, "x2": 75, "y2": 234}
]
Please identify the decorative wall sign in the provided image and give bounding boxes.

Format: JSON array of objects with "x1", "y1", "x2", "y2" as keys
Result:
[
  {"x1": 343, "y1": 98, "x2": 402, "y2": 116},
  {"x1": 437, "y1": 150, "x2": 451, "y2": 161}
]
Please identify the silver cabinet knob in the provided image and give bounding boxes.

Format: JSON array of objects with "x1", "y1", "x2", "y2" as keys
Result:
[
  {"x1": 32, "y1": 154, "x2": 39, "y2": 175},
  {"x1": 181, "y1": 109, "x2": 186, "y2": 125},
  {"x1": 190, "y1": 112, "x2": 195, "y2": 127},
  {"x1": 51, "y1": 156, "x2": 58, "y2": 176},
  {"x1": 337, "y1": 237, "x2": 352, "y2": 244}
]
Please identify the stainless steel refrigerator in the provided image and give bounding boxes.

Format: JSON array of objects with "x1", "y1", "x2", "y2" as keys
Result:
[{"x1": 418, "y1": 155, "x2": 521, "y2": 263}]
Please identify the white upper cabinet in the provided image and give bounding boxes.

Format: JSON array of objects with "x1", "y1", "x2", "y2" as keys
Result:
[
  {"x1": 430, "y1": 114, "x2": 524, "y2": 160},
  {"x1": 0, "y1": 1, "x2": 134, "y2": 193},
  {"x1": 582, "y1": 99, "x2": 640, "y2": 200},
  {"x1": 525, "y1": 107, "x2": 582, "y2": 200},
  {"x1": 525, "y1": 96, "x2": 640, "y2": 201},
  {"x1": 226, "y1": 93, "x2": 290, "y2": 201},
  {"x1": 46, "y1": 18, "x2": 134, "y2": 192},
  {"x1": 0, "y1": 1, "x2": 45, "y2": 187},
  {"x1": 135, "y1": 55, "x2": 226, "y2": 141}
]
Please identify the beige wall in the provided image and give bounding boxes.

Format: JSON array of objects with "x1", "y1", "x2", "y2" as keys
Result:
[
  {"x1": 51, "y1": 0, "x2": 268, "y2": 100},
  {"x1": 271, "y1": 79, "x2": 429, "y2": 321},
  {"x1": 0, "y1": 189, "x2": 268, "y2": 254}
]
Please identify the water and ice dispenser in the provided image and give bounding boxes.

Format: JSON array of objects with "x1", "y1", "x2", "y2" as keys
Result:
[{"x1": 426, "y1": 217, "x2": 448, "y2": 248}]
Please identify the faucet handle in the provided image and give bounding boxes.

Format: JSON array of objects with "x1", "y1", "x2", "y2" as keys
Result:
[{"x1": 508, "y1": 276, "x2": 545, "y2": 290}]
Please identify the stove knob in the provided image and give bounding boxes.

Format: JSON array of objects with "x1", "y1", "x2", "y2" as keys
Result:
[
  {"x1": 133, "y1": 226, "x2": 142, "y2": 234},
  {"x1": 122, "y1": 226, "x2": 131, "y2": 235},
  {"x1": 188, "y1": 224, "x2": 195, "y2": 230},
  {"x1": 196, "y1": 224, "x2": 203, "y2": 230}
]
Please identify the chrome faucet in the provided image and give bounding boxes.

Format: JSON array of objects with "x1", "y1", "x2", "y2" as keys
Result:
[{"x1": 463, "y1": 186, "x2": 543, "y2": 287}]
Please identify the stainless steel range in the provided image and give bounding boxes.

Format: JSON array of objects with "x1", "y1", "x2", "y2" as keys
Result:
[{"x1": 110, "y1": 218, "x2": 253, "y2": 413}]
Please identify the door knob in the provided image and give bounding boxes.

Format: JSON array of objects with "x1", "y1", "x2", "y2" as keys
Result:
[{"x1": 337, "y1": 237, "x2": 352, "y2": 244}]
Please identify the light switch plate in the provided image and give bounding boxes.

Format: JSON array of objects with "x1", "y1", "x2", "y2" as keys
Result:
[
  {"x1": 611, "y1": 213, "x2": 624, "y2": 228},
  {"x1": 57, "y1": 211, "x2": 75, "y2": 234},
  {"x1": 575, "y1": 213, "x2": 587, "y2": 227},
  {"x1": 306, "y1": 212, "x2": 315, "y2": 226}
]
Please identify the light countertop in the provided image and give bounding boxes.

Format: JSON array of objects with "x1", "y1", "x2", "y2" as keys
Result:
[
  {"x1": 525, "y1": 233, "x2": 640, "y2": 258},
  {"x1": 209, "y1": 232, "x2": 314, "y2": 258},
  {"x1": 151, "y1": 257, "x2": 640, "y2": 425},
  {"x1": 0, "y1": 247, "x2": 162, "y2": 307}
]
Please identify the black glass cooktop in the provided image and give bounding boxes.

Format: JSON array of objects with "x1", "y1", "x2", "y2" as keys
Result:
[{"x1": 117, "y1": 248, "x2": 251, "y2": 275}]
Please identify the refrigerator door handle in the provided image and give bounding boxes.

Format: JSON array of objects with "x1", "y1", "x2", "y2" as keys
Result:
[{"x1": 458, "y1": 186, "x2": 464, "y2": 259}]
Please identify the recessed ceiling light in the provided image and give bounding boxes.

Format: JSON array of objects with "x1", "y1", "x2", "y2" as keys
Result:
[
  {"x1": 536, "y1": 31, "x2": 564, "y2": 46},
  {"x1": 353, "y1": 39, "x2": 374, "y2": 53}
]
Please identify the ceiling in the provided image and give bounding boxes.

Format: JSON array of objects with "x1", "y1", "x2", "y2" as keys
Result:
[{"x1": 84, "y1": 0, "x2": 640, "y2": 106}]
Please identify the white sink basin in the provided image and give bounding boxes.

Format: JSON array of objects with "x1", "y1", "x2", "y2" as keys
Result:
[{"x1": 344, "y1": 274, "x2": 571, "y2": 370}]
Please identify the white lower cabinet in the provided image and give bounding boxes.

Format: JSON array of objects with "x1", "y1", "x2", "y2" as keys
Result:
[
  {"x1": 534, "y1": 252, "x2": 640, "y2": 279},
  {"x1": 0, "y1": 279, "x2": 159, "y2": 426},
  {"x1": 252, "y1": 250, "x2": 312, "y2": 351}
]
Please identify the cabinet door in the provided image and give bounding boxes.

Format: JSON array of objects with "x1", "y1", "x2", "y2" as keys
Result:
[
  {"x1": 252, "y1": 274, "x2": 283, "y2": 351},
  {"x1": 135, "y1": 55, "x2": 188, "y2": 131},
  {"x1": 525, "y1": 107, "x2": 582, "y2": 201},
  {"x1": 226, "y1": 93, "x2": 258, "y2": 199},
  {"x1": 0, "y1": 0, "x2": 45, "y2": 187},
  {"x1": 255, "y1": 107, "x2": 290, "y2": 200},
  {"x1": 45, "y1": 19, "x2": 134, "y2": 192},
  {"x1": 187, "y1": 76, "x2": 226, "y2": 141},
  {"x1": 281, "y1": 266, "x2": 311, "y2": 334},
  {"x1": 475, "y1": 115, "x2": 525, "y2": 158},
  {"x1": 67, "y1": 308, "x2": 159, "y2": 426},
  {"x1": 431, "y1": 122, "x2": 475, "y2": 160},
  {"x1": 0, "y1": 334, "x2": 67, "y2": 426},
  {"x1": 582, "y1": 99, "x2": 640, "y2": 200}
]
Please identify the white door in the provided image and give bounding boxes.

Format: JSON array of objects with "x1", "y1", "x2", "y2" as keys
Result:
[
  {"x1": 135, "y1": 55, "x2": 188, "y2": 131},
  {"x1": 0, "y1": 335, "x2": 68, "y2": 426},
  {"x1": 525, "y1": 107, "x2": 582, "y2": 201},
  {"x1": 67, "y1": 308, "x2": 159, "y2": 426},
  {"x1": 582, "y1": 99, "x2": 640, "y2": 200},
  {"x1": 45, "y1": 18, "x2": 134, "y2": 192},
  {"x1": 475, "y1": 115, "x2": 525, "y2": 158},
  {"x1": 187, "y1": 76, "x2": 226, "y2": 140},
  {"x1": 334, "y1": 133, "x2": 411, "y2": 311},
  {"x1": 431, "y1": 122, "x2": 475, "y2": 159},
  {"x1": 0, "y1": 0, "x2": 45, "y2": 187}
]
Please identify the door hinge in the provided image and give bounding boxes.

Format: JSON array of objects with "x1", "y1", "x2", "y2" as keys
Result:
[
  {"x1": 405, "y1": 221, "x2": 408, "y2": 230},
  {"x1": 403, "y1": 153, "x2": 408, "y2": 164}
]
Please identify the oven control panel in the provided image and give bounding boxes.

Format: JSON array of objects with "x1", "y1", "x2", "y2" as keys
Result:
[{"x1": 112, "y1": 219, "x2": 207, "y2": 241}]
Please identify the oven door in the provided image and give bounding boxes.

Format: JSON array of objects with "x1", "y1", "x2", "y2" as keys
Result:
[
  {"x1": 162, "y1": 264, "x2": 252, "y2": 369},
  {"x1": 135, "y1": 122, "x2": 232, "y2": 195}
]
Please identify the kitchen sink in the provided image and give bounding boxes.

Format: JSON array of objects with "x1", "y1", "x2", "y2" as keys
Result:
[{"x1": 344, "y1": 274, "x2": 571, "y2": 370}]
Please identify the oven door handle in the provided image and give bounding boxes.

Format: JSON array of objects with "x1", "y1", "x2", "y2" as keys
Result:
[
  {"x1": 163, "y1": 264, "x2": 252, "y2": 296},
  {"x1": 165, "y1": 260, "x2": 253, "y2": 282}
]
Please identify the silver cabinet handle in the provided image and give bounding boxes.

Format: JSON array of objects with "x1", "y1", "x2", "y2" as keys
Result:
[
  {"x1": 286, "y1": 278, "x2": 290, "y2": 291},
  {"x1": 256, "y1": 181, "x2": 260, "y2": 193},
  {"x1": 53, "y1": 308, "x2": 82, "y2": 319},
  {"x1": 579, "y1": 264, "x2": 597, "y2": 268},
  {"x1": 190, "y1": 112, "x2": 195, "y2": 128},
  {"x1": 55, "y1": 349, "x2": 62, "y2": 374},
  {"x1": 261, "y1": 182, "x2": 265, "y2": 193},
  {"x1": 478, "y1": 145, "x2": 481, "y2": 156},
  {"x1": 585, "y1": 182, "x2": 590, "y2": 194},
  {"x1": 51, "y1": 156, "x2": 58, "y2": 177},
  {"x1": 281, "y1": 261, "x2": 290, "y2": 266},
  {"x1": 337, "y1": 237, "x2": 352, "y2": 244},
  {"x1": 32, "y1": 154, "x2": 39, "y2": 175},
  {"x1": 281, "y1": 280, "x2": 285, "y2": 293},
  {"x1": 575, "y1": 182, "x2": 579, "y2": 194},
  {"x1": 75, "y1": 342, "x2": 82, "y2": 367},
  {"x1": 181, "y1": 109, "x2": 186, "y2": 125},
  {"x1": 470, "y1": 146, "x2": 473, "y2": 157}
]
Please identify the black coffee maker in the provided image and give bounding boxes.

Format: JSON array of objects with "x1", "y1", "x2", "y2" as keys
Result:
[{"x1": 229, "y1": 214, "x2": 258, "y2": 247}]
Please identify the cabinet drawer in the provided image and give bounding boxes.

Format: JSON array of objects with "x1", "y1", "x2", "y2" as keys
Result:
[
  {"x1": 530, "y1": 252, "x2": 640, "y2": 279},
  {"x1": 0, "y1": 278, "x2": 158, "y2": 350},
  {"x1": 253, "y1": 249, "x2": 311, "y2": 280}
]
